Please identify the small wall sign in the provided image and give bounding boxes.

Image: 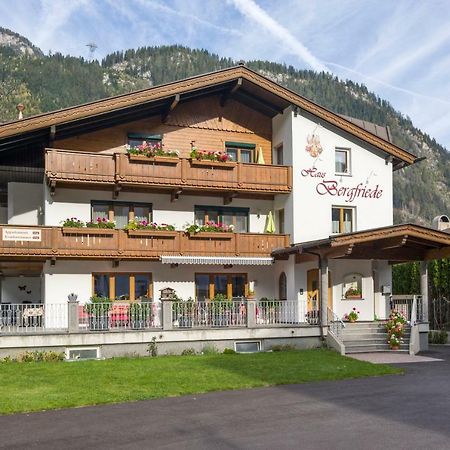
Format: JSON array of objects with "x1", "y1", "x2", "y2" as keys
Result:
[{"x1": 2, "y1": 228, "x2": 42, "y2": 242}]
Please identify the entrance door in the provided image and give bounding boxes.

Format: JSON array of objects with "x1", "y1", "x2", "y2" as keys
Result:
[{"x1": 307, "y1": 269, "x2": 333, "y2": 311}]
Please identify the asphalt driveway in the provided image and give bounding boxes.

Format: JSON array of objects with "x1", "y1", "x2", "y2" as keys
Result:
[{"x1": 1, "y1": 346, "x2": 449, "y2": 450}]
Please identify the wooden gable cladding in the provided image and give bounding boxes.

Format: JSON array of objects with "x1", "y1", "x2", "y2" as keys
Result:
[{"x1": 54, "y1": 95, "x2": 273, "y2": 164}]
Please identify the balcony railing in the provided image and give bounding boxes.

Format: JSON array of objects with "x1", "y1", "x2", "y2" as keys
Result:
[
  {"x1": 0, "y1": 225, "x2": 289, "y2": 260},
  {"x1": 45, "y1": 149, "x2": 292, "y2": 195}
]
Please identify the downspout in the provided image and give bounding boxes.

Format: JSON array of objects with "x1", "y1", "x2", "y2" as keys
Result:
[{"x1": 302, "y1": 249, "x2": 325, "y2": 343}]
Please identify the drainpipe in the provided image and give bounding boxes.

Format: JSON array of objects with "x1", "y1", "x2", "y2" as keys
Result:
[{"x1": 303, "y1": 249, "x2": 325, "y2": 343}]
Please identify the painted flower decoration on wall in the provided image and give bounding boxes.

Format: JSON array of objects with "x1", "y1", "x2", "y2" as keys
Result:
[{"x1": 305, "y1": 134, "x2": 323, "y2": 158}]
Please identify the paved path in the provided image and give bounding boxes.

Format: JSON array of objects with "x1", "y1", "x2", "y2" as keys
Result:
[
  {"x1": 349, "y1": 351, "x2": 443, "y2": 364},
  {"x1": 1, "y1": 346, "x2": 449, "y2": 450}
]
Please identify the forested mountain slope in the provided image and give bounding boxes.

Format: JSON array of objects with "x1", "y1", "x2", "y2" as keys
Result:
[{"x1": 1, "y1": 28, "x2": 449, "y2": 225}]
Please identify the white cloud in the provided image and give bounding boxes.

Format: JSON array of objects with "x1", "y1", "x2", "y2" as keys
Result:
[{"x1": 228, "y1": 0, "x2": 328, "y2": 72}]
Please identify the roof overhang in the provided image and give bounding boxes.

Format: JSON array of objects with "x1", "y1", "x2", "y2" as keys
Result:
[
  {"x1": 0, "y1": 65, "x2": 417, "y2": 167},
  {"x1": 272, "y1": 224, "x2": 450, "y2": 263},
  {"x1": 160, "y1": 255, "x2": 274, "y2": 266}
]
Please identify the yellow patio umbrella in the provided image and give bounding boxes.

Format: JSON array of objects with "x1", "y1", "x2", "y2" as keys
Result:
[
  {"x1": 265, "y1": 211, "x2": 275, "y2": 234},
  {"x1": 256, "y1": 146, "x2": 265, "y2": 164}
]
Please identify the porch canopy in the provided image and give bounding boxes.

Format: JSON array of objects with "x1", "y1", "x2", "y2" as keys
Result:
[{"x1": 272, "y1": 224, "x2": 450, "y2": 263}]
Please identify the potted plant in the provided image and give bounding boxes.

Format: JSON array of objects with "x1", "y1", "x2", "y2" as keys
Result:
[
  {"x1": 385, "y1": 310, "x2": 406, "y2": 349},
  {"x1": 86, "y1": 218, "x2": 116, "y2": 229},
  {"x1": 185, "y1": 222, "x2": 234, "y2": 239},
  {"x1": 343, "y1": 308, "x2": 360, "y2": 323},
  {"x1": 124, "y1": 220, "x2": 177, "y2": 238},
  {"x1": 126, "y1": 142, "x2": 180, "y2": 163},
  {"x1": 189, "y1": 147, "x2": 236, "y2": 168},
  {"x1": 344, "y1": 287, "x2": 362, "y2": 299},
  {"x1": 84, "y1": 296, "x2": 112, "y2": 331}
]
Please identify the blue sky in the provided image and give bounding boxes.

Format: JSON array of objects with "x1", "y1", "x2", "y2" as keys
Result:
[{"x1": 1, "y1": 0, "x2": 450, "y2": 150}]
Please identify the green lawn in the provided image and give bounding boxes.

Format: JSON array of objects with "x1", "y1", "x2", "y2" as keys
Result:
[{"x1": 0, "y1": 349, "x2": 402, "y2": 415}]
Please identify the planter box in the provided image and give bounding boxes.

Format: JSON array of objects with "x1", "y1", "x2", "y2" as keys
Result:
[
  {"x1": 189, "y1": 159, "x2": 236, "y2": 169},
  {"x1": 62, "y1": 227, "x2": 115, "y2": 236},
  {"x1": 128, "y1": 154, "x2": 179, "y2": 164},
  {"x1": 188, "y1": 232, "x2": 233, "y2": 240},
  {"x1": 344, "y1": 295, "x2": 363, "y2": 300},
  {"x1": 126, "y1": 229, "x2": 178, "y2": 239}
]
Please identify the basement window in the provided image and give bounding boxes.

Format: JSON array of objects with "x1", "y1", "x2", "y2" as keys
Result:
[
  {"x1": 66, "y1": 347, "x2": 100, "y2": 360},
  {"x1": 234, "y1": 341, "x2": 261, "y2": 353}
]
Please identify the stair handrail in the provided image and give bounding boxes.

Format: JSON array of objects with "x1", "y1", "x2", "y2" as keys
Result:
[{"x1": 327, "y1": 307, "x2": 345, "y2": 341}]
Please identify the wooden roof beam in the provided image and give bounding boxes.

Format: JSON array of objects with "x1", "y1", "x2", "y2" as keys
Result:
[
  {"x1": 232, "y1": 90, "x2": 284, "y2": 115},
  {"x1": 161, "y1": 94, "x2": 180, "y2": 123},
  {"x1": 220, "y1": 78, "x2": 242, "y2": 107}
]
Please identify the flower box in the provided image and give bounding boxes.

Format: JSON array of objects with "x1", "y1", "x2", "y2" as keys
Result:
[
  {"x1": 62, "y1": 227, "x2": 115, "y2": 236},
  {"x1": 344, "y1": 295, "x2": 363, "y2": 300},
  {"x1": 187, "y1": 232, "x2": 234, "y2": 240},
  {"x1": 128, "y1": 154, "x2": 180, "y2": 165},
  {"x1": 189, "y1": 159, "x2": 236, "y2": 169},
  {"x1": 126, "y1": 229, "x2": 178, "y2": 238}
]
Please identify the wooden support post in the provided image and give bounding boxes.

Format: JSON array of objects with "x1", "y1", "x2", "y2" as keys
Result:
[
  {"x1": 224, "y1": 192, "x2": 237, "y2": 205},
  {"x1": 161, "y1": 94, "x2": 180, "y2": 123}
]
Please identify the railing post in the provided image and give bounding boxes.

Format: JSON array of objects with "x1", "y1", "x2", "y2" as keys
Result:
[
  {"x1": 320, "y1": 257, "x2": 329, "y2": 327},
  {"x1": 67, "y1": 298, "x2": 80, "y2": 333},
  {"x1": 162, "y1": 300, "x2": 173, "y2": 330},
  {"x1": 247, "y1": 299, "x2": 256, "y2": 328}
]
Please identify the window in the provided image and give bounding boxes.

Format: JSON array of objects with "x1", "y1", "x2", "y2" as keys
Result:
[
  {"x1": 277, "y1": 209, "x2": 285, "y2": 234},
  {"x1": 342, "y1": 273, "x2": 363, "y2": 299},
  {"x1": 195, "y1": 273, "x2": 247, "y2": 300},
  {"x1": 93, "y1": 273, "x2": 152, "y2": 301},
  {"x1": 127, "y1": 133, "x2": 162, "y2": 148},
  {"x1": 275, "y1": 144, "x2": 284, "y2": 165},
  {"x1": 195, "y1": 206, "x2": 249, "y2": 233},
  {"x1": 225, "y1": 142, "x2": 256, "y2": 163},
  {"x1": 91, "y1": 201, "x2": 152, "y2": 228},
  {"x1": 335, "y1": 148, "x2": 350, "y2": 175},
  {"x1": 332, "y1": 207, "x2": 355, "y2": 234}
]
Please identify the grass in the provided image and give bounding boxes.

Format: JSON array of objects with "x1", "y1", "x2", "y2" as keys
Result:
[{"x1": 0, "y1": 349, "x2": 402, "y2": 415}]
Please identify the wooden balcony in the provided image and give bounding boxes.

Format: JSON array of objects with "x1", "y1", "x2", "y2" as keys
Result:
[
  {"x1": 0, "y1": 225, "x2": 290, "y2": 261},
  {"x1": 45, "y1": 149, "x2": 292, "y2": 197}
]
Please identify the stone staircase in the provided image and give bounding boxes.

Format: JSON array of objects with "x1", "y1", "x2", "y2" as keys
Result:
[{"x1": 342, "y1": 322, "x2": 410, "y2": 354}]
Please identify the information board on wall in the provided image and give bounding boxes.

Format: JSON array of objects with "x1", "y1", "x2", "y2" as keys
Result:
[{"x1": 2, "y1": 228, "x2": 42, "y2": 242}]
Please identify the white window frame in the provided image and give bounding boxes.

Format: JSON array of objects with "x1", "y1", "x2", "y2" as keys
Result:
[
  {"x1": 66, "y1": 347, "x2": 100, "y2": 360},
  {"x1": 335, "y1": 147, "x2": 351, "y2": 176}
]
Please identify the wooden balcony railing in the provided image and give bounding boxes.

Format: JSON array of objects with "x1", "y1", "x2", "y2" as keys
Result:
[
  {"x1": 0, "y1": 225, "x2": 290, "y2": 260},
  {"x1": 45, "y1": 149, "x2": 292, "y2": 195}
]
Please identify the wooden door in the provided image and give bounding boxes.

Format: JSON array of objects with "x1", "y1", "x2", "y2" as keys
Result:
[{"x1": 307, "y1": 269, "x2": 332, "y2": 311}]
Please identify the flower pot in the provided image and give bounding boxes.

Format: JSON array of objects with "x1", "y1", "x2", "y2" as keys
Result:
[
  {"x1": 62, "y1": 227, "x2": 115, "y2": 236},
  {"x1": 348, "y1": 318, "x2": 356, "y2": 323},
  {"x1": 128, "y1": 154, "x2": 179, "y2": 164},
  {"x1": 187, "y1": 232, "x2": 233, "y2": 240},
  {"x1": 189, "y1": 158, "x2": 236, "y2": 169},
  {"x1": 126, "y1": 229, "x2": 178, "y2": 238},
  {"x1": 345, "y1": 295, "x2": 362, "y2": 300},
  {"x1": 390, "y1": 345, "x2": 399, "y2": 350}
]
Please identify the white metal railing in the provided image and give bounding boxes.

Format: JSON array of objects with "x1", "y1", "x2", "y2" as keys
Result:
[
  {"x1": 78, "y1": 302, "x2": 162, "y2": 331},
  {"x1": 390, "y1": 295, "x2": 425, "y2": 323},
  {"x1": 0, "y1": 303, "x2": 68, "y2": 333},
  {"x1": 327, "y1": 307, "x2": 345, "y2": 341},
  {"x1": 256, "y1": 300, "x2": 318, "y2": 325},
  {"x1": 172, "y1": 300, "x2": 247, "y2": 328}
]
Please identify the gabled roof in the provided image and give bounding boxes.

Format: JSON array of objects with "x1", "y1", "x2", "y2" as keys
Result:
[
  {"x1": 272, "y1": 224, "x2": 450, "y2": 262},
  {"x1": 0, "y1": 65, "x2": 417, "y2": 166}
]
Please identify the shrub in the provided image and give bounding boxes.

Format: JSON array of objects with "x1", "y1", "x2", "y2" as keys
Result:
[
  {"x1": 181, "y1": 348, "x2": 196, "y2": 356},
  {"x1": 148, "y1": 336, "x2": 158, "y2": 357},
  {"x1": 429, "y1": 330, "x2": 448, "y2": 344},
  {"x1": 223, "y1": 348, "x2": 236, "y2": 354},
  {"x1": 201, "y1": 344, "x2": 218, "y2": 354},
  {"x1": 270, "y1": 344, "x2": 297, "y2": 352},
  {"x1": 13, "y1": 351, "x2": 64, "y2": 363}
]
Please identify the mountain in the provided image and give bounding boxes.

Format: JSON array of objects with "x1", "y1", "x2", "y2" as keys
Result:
[{"x1": 0, "y1": 28, "x2": 449, "y2": 226}]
